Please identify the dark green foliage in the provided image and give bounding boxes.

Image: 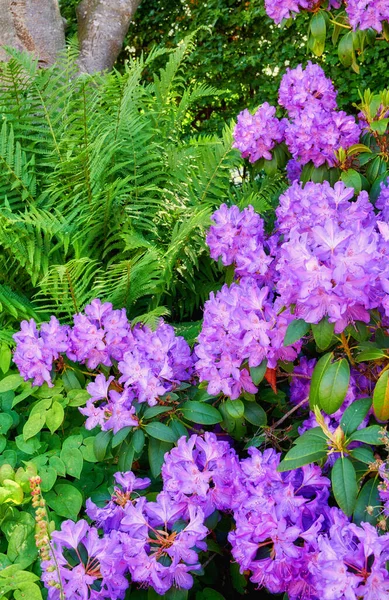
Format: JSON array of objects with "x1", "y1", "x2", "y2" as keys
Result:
[{"x1": 0, "y1": 40, "x2": 280, "y2": 336}]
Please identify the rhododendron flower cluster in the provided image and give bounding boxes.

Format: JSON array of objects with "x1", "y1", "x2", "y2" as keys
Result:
[
  {"x1": 195, "y1": 280, "x2": 301, "y2": 398},
  {"x1": 13, "y1": 300, "x2": 193, "y2": 433},
  {"x1": 232, "y1": 103, "x2": 286, "y2": 162},
  {"x1": 233, "y1": 62, "x2": 360, "y2": 170},
  {"x1": 263, "y1": 0, "x2": 389, "y2": 33},
  {"x1": 42, "y1": 436, "x2": 389, "y2": 599},
  {"x1": 196, "y1": 177, "x2": 389, "y2": 396}
]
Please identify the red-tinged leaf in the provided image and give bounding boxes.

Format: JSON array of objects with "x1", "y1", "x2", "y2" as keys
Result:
[{"x1": 264, "y1": 367, "x2": 277, "y2": 394}]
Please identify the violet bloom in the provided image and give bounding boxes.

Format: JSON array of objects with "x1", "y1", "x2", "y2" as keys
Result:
[
  {"x1": 279, "y1": 62, "x2": 338, "y2": 118},
  {"x1": 206, "y1": 203, "x2": 272, "y2": 279},
  {"x1": 346, "y1": 0, "x2": 389, "y2": 32},
  {"x1": 286, "y1": 158, "x2": 302, "y2": 183},
  {"x1": 161, "y1": 433, "x2": 245, "y2": 516},
  {"x1": 264, "y1": 0, "x2": 316, "y2": 23},
  {"x1": 86, "y1": 470, "x2": 151, "y2": 533},
  {"x1": 13, "y1": 317, "x2": 69, "y2": 387},
  {"x1": 195, "y1": 279, "x2": 301, "y2": 399},
  {"x1": 119, "y1": 493, "x2": 208, "y2": 595},
  {"x1": 233, "y1": 103, "x2": 286, "y2": 162},
  {"x1": 41, "y1": 520, "x2": 128, "y2": 600}
]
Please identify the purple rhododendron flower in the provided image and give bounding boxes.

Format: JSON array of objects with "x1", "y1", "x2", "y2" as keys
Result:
[{"x1": 233, "y1": 103, "x2": 286, "y2": 162}]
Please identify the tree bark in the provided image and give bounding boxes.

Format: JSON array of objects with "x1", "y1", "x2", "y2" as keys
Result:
[
  {"x1": 0, "y1": 0, "x2": 65, "y2": 65},
  {"x1": 76, "y1": 0, "x2": 142, "y2": 73}
]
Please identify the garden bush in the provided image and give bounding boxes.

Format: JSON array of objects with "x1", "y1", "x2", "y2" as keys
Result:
[{"x1": 2, "y1": 5, "x2": 389, "y2": 600}]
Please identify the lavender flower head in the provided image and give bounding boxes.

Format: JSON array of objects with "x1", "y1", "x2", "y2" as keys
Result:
[
  {"x1": 346, "y1": 0, "x2": 389, "y2": 32},
  {"x1": 233, "y1": 103, "x2": 286, "y2": 163},
  {"x1": 264, "y1": 0, "x2": 316, "y2": 24}
]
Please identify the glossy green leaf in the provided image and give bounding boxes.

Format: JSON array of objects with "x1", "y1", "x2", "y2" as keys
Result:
[
  {"x1": 318, "y1": 358, "x2": 350, "y2": 415},
  {"x1": 60, "y1": 447, "x2": 83, "y2": 479},
  {"x1": 22, "y1": 412, "x2": 45, "y2": 441},
  {"x1": 309, "y1": 353, "x2": 334, "y2": 409},
  {"x1": 311, "y1": 318, "x2": 335, "y2": 350},
  {"x1": 340, "y1": 397, "x2": 372, "y2": 436},
  {"x1": 93, "y1": 430, "x2": 112, "y2": 462},
  {"x1": 283, "y1": 319, "x2": 309, "y2": 346},
  {"x1": 45, "y1": 483, "x2": 83, "y2": 521},
  {"x1": 180, "y1": 401, "x2": 223, "y2": 425},
  {"x1": 45, "y1": 401, "x2": 64, "y2": 434},
  {"x1": 373, "y1": 370, "x2": 389, "y2": 421},
  {"x1": 225, "y1": 399, "x2": 244, "y2": 419},
  {"x1": 243, "y1": 401, "x2": 267, "y2": 426},
  {"x1": 0, "y1": 375, "x2": 23, "y2": 394},
  {"x1": 249, "y1": 359, "x2": 267, "y2": 385},
  {"x1": 331, "y1": 457, "x2": 357, "y2": 515},
  {"x1": 353, "y1": 477, "x2": 381, "y2": 525},
  {"x1": 349, "y1": 425, "x2": 385, "y2": 445},
  {"x1": 144, "y1": 422, "x2": 178, "y2": 443},
  {"x1": 148, "y1": 438, "x2": 172, "y2": 478}
]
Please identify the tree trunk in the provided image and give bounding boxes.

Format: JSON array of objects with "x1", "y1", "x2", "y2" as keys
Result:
[
  {"x1": 0, "y1": 0, "x2": 65, "y2": 65},
  {"x1": 0, "y1": 0, "x2": 142, "y2": 72},
  {"x1": 76, "y1": 0, "x2": 142, "y2": 73}
]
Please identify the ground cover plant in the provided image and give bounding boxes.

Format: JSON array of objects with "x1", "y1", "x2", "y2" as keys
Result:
[{"x1": 3, "y1": 5, "x2": 389, "y2": 600}]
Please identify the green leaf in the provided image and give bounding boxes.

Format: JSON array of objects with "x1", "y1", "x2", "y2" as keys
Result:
[
  {"x1": 340, "y1": 397, "x2": 372, "y2": 436},
  {"x1": 373, "y1": 370, "x2": 389, "y2": 421},
  {"x1": 180, "y1": 401, "x2": 223, "y2": 425},
  {"x1": 318, "y1": 358, "x2": 350, "y2": 415},
  {"x1": 338, "y1": 31, "x2": 355, "y2": 67},
  {"x1": 249, "y1": 359, "x2": 267, "y2": 385},
  {"x1": 196, "y1": 589, "x2": 225, "y2": 600},
  {"x1": 132, "y1": 428, "x2": 145, "y2": 454},
  {"x1": 355, "y1": 348, "x2": 387, "y2": 362},
  {"x1": 341, "y1": 169, "x2": 362, "y2": 194},
  {"x1": 277, "y1": 441, "x2": 327, "y2": 472},
  {"x1": 0, "y1": 375, "x2": 23, "y2": 394},
  {"x1": 243, "y1": 401, "x2": 267, "y2": 426},
  {"x1": 45, "y1": 483, "x2": 83, "y2": 521},
  {"x1": 143, "y1": 406, "x2": 171, "y2": 419},
  {"x1": 14, "y1": 582, "x2": 43, "y2": 600},
  {"x1": 309, "y1": 353, "x2": 334, "y2": 409},
  {"x1": 0, "y1": 344, "x2": 11, "y2": 375},
  {"x1": 23, "y1": 412, "x2": 45, "y2": 441},
  {"x1": 144, "y1": 422, "x2": 178, "y2": 443},
  {"x1": 353, "y1": 477, "x2": 381, "y2": 525},
  {"x1": 60, "y1": 447, "x2": 83, "y2": 479},
  {"x1": 49, "y1": 456, "x2": 66, "y2": 477},
  {"x1": 349, "y1": 425, "x2": 385, "y2": 445},
  {"x1": 283, "y1": 319, "x2": 309, "y2": 346},
  {"x1": 350, "y1": 445, "x2": 375, "y2": 464},
  {"x1": 45, "y1": 401, "x2": 64, "y2": 434},
  {"x1": 67, "y1": 389, "x2": 90, "y2": 407},
  {"x1": 148, "y1": 438, "x2": 172, "y2": 478},
  {"x1": 311, "y1": 318, "x2": 335, "y2": 350},
  {"x1": 118, "y1": 441, "x2": 135, "y2": 472},
  {"x1": 62, "y1": 370, "x2": 81, "y2": 392},
  {"x1": 39, "y1": 466, "x2": 57, "y2": 492},
  {"x1": 111, "y1": 426, "x2": 132, "y2": 448},
  {"x1": 310, "y1": 11, "x2": 326, "y2": 57},
  {"x1": 224, "y1": 399, "x2": 244, "y2": 419},
  {"x1": 93, "y1": 430, "x2": 112, "y2": 462},
  {"x1": 81, "y1": 437, "x2": 98, "y2": 463},
  {"x1": 0, "y1": 413, "x2": 13, "y2": 435},
  {"x1": 331, "y1": 456, "x2": 357, "y2": 515},
  {"x1": 370, "y1": 119, "x2": 389, "y2": 135}
]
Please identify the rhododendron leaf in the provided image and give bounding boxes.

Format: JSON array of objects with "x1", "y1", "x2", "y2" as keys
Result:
[
  {"x1": 132, "y1": 428, "x2": 145, "y2": 454},
  {"x1": 180, "y1": 401, "x2": 223, "y2": 425},
  {"x1": 349, "y1": 445, "x2": 375, "y2": 464},
  {"x1": 340, "y1": 397, "x2": 372, "y2": 436},
  {"x1": 283, "y1": 318, "x2": 309, "y2": 346},
  {"x1": 318, "y1": 358, "x2": 350, "y2": 415},
  {"x1": 349, "y1": 425, "x2": 385, "y2": 445},
  {"x1": 311, "y1": 318, "x2": 335, "y2": 350},
  {"x1": 373, "y1": 370, "x2": 389, "y2": 421},
  {"x1": 309, "y1": 352, "x2": 334, "y2": 409},
  {"x1": 249, "y1": 360, "x2": 267, "y2": 385},
  {"x1": 338, "y1": 31, "x2": 354, "y2": 67},
  {"x1": 0, "y1": 414, "x2": 13, "y2": 436},
  {"x1": 118, "y1": 441, "x2": 134, "y2": 472},
  {"x1": 243, "y1": 401, "x2": 267, "y2": 427},
  {"x1": 353, "y1": 478, "x2": 381, "y2": 525},
  {"x1": 355, "y1": 348, "x2": 387, "y2": 362},
  {"x1": 143, "y1": 406, "x2": 171, "y2": 420},
  {"x1": 225, "y1": 399, "x2": 244, "y2": 419},
  {"x1": 93, "y1": 430, "x2": 112, "y2": 462},
  {"x1": 341, "y1": 169, "x2": 362, "y2": 193},
  {"x1": 148, "y1": 438, "x2": 173, "y2": 478},
  {"x1": 309, "y1": 12, "x2": 326, "y2": 57},
  {"x1": 332, "y1": 457, "x2": 357, "y2": 515},
  {"x1": 111, "y1": 426, "x2": 132, "y2": 448},
  {"x1": 144, "y1": 422, "x2": 178, "y2": 443},
  {"x1": 277, "y1": 441, "x2": 327, "y2": 472}
]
